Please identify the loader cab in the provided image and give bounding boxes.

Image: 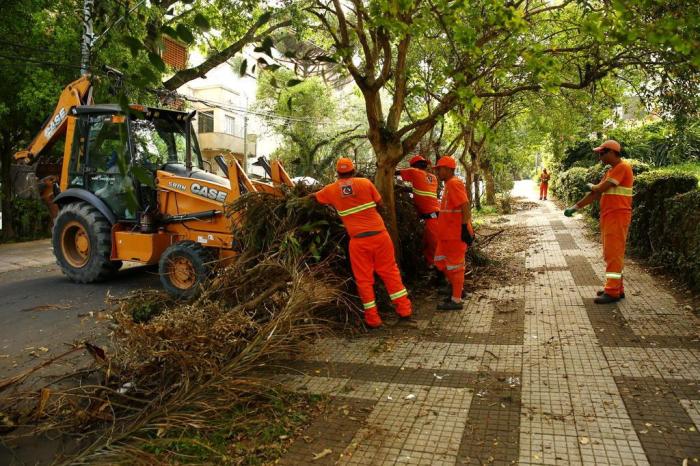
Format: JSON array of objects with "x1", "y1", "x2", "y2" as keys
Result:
[{"x1": 67, "y1": 105, "x2": 205, "y2": 220}]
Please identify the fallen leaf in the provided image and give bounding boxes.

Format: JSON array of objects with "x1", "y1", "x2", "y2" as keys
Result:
[
  {"x1": 579, "y1": 436, "x2": 590, "y2": 445},
  {"x1": 21, "y1": 304, "x2": 69, "y2": 312},
  {"x1": 35, "y1": 388, "x2": 50, "y2": 418},
  {"x1": 312, "y1": 448, "x2": 332, "y2": 460},
  {"x1": 38, "y1": 347, "x2": 48, "y2": 353}
]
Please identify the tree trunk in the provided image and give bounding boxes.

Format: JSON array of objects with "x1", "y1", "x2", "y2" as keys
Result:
[
  {"x1": 1, "y1": 145, "x2": 15, "y2": 240},
  {"x1": 373, "y1": 145, "x2": 403, "y2": 247},
  {"x1": 483, "y1": 163, "x2": 496, "y2": 205},
  {"x1": 473, "y1": 173, "x2": 482, "y2": 211}
]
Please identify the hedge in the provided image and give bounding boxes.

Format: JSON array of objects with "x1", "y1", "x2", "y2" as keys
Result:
[
  {"x1": 628, "y1": 170, "x2": 698, "y2": 258},
  {"x1": 655, "y1": 190, "x2": 700, "y2": 289}
]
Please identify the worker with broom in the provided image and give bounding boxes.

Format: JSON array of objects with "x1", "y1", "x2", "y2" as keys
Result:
[
  {"x1": 309, "y1": 158, "x2": 412, "y2": 328},
  {"x1": 433, "y1": 156, "x2": 474, "y2": 311},
  {"x1": 564, "y1": 140, "x2": 633, "y2": 304},
  {"x1": 396, "y1": 155, "x2": 440, "y2": 269}
]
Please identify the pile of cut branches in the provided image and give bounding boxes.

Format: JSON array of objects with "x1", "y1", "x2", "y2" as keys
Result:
[
  {"x1": 0, "y1": 182, "x2": 438, "y2": 463},
  {"x1": 0, "y1": 186, "x2": 361, "y2": 463},
  {"x1": 1, "y1": 255, "x2": 353, "y2": 464}
]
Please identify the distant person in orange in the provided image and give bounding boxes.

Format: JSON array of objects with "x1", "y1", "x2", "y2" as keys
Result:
[
  {"x1": 539, "y1": 168, "x2": 551, "y2": 200},
  {"x1": 309, "y1": 158, "x2": 412, "y2": 327},
  {"x1": 433, "y1": 156, "x2": 474, "y2": 311},
  {"x1": 564, "y1": 140, "x2": 633, "y2": 304},
  {"x1": 396, "y1": 155, "x2": 440, "y2": 268}
]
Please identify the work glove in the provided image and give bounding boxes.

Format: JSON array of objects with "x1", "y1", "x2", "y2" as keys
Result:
[
  {"x1": 586, "y1": 182, "x2": 595, "y2": 192},
  {"x1": 461, "y1": 224, "x2": 475, "y2": 245},
  {"x1": 564, "y1": 206, "x2": 578, "y2": 217}
]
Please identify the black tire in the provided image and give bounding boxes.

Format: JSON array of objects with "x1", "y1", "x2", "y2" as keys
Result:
[
  {"x1": 52, "y1": 201, "x2": 119, "y2": 283},
  {"x1": 158, "y1": 241, "x2": 215, "y2": 300}
]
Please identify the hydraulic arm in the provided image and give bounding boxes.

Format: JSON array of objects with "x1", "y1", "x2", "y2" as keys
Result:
[{"x1": 14, "y1": 76, "x2": 92, "y2": 164}]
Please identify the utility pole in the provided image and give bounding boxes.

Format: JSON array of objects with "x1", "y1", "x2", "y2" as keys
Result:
[
  {"x1": 242, "y1": 94, "x2": 250, "y2": 173},
  {"x1": 80, "y1": 0, "x2": 95, "y2": 75}
]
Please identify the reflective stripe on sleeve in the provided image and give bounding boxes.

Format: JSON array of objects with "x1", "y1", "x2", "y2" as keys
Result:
[
  {"x1": 389, "y1": 289, "x2": 408, "y2": 300},
  {"x1": 363, "y1": 300, "x2": 377, "y2": 309},
  {"x1": 337, "y1": 201, "x2": 377, "y2": 217},
  {"x1": 602, "y1": 186, "x2": 633, "y2": 197}
]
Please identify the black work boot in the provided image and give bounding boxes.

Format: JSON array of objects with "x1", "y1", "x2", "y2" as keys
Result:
[
  {"x1": 437, "y1": 300, "x2": 463, "y2": 311},
  {"x1": 443, "y1": 286, "x2": 468, "y2": 300},
  {"x1": 597, "y1": 290, "x2": 625, "y2": 299},
  {"x1": 594, "y1": 293, "x2": 620, "y2": 304}
]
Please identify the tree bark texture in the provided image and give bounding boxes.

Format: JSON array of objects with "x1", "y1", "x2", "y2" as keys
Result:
[{"x1": 482, "y1": 160, "x2": 496, "y2": 205}]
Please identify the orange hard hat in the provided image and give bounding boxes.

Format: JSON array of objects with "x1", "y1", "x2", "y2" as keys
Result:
[
  {"x1": 409, "y1": 155, "x2": 427, "y2": 166},
  {"x1": 336, "y1": 157, "x2": 355, "y2": 174},
  {"x1": 435, "y1": 156, "x2": 456, "y2": 169},
  {"x1": 593, "y1": 140, "x2": 621, "y2": 154}
]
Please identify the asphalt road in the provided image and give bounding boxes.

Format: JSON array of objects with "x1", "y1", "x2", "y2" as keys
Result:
[
  {"x1": 0, "y1": 262, "x2": 159, "y2": 376},
  {"x1": 0, "y1": 259, "x2": 160, "y2": 465}
]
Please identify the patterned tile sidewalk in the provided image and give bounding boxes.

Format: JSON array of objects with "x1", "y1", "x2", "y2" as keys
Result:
[{"x1": 272, "y1": 181, "x2": 700, "y2": 466}]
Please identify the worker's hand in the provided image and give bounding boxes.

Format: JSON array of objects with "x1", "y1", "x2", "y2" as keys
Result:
[
  {"x1": 586, "y1": 183, "x2": 595, "y2": 192},
  {"x1": 564, "y1": 206, "x2": 578, "y2": 217},
  {"x1": 461, "y1": 224, "x2": 474, "y2": 245}
]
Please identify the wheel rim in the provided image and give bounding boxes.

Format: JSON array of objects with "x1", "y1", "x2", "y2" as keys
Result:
[
  {"x1": 61, "y1": 221, "x2": 90, "y2": 268},
  {"x1": 167, "y1": 256, "x2": 196, "y2": 290}
]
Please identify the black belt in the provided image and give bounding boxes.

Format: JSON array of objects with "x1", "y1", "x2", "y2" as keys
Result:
[
  {"x1": 354, "y1": 230, "x2": 382, "y2": 238},
  {"x1": 420, "y1": 212, "x2": 439, "y2": 220}
]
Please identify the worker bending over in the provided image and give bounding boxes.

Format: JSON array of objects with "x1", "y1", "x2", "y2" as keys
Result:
[
  {"x1": 310, "y1": 158, "x2": 412, "y2": 327},
  {"x1": 539, "y1": 168, "x2": 551, "y2": 200},
  {"x1": 564, "y1": 140, "x2": 633, "y2": 304},
  {"x1": 396, "y1": 155, "x2": 440, "y2": 268},
  {"x1": 434, "y1": 156, "x2": 474, "y2": 311}
]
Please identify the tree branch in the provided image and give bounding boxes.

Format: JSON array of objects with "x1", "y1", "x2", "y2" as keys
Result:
[
  {"x1": 162, "y1": 18, "x2": 291, "y2": 90},
  {"x1": 387, "y1": 36, "x2": 411, "y2": 131}
]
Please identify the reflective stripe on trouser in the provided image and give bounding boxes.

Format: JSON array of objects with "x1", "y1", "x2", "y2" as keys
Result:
[
  {"x1": 434, "y1": 239, "x2": 467, "y2": 300},
  {"x1": 423, "y1": 217, "x2": 439, "y2": 266},
  {"x1": 539, "y1": 182, "x2": 548, "y2": 198},
  {"x1": 349, "y1": 231, "x2": 412, "y2": 325},
  {"x1": 601, "y1": 211, "x2": 631, "y2": 298}
]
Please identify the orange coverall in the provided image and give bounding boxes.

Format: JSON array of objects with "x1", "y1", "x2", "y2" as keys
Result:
[
  {"x1": 398, "y1": 168, "x2": 440, "y2": 266},
  {"x1": 539, "y1": 172, "x2": 551, "y2": 199},
  {"x1": 599, "y1": 161, "x2": 634, "y2": 298},
  {"x1": 315, "y1": 177, "x2": 412, "y2": 327},
  {"x1": 434, "y1": 176, "x2": 472, "y2": 300}
]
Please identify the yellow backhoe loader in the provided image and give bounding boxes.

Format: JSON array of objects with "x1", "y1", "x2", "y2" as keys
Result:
[{"x1": 14, "y1": 74, "x2": 293, "y2": 298}]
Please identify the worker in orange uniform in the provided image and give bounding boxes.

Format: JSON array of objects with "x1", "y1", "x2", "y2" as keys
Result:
[
  {"x1": 396, "y1": 155, "x2": 440, "y2": 267},
  {"x1": 539, "y1": 168, "x2": 551, "y2": 200},
  {"x1": 433, "y1": 156, "x2": 474, "y2": 311},
  {"x1": 564, "y1": 140, "x2": 633, "y2": 304},
  {"x1": 309, "y1": 158, "x2": 412, "y2": 327}
]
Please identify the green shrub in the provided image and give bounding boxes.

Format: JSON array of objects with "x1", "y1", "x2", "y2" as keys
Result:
[
  {"x1": 652, "y1": 190, "x2": 700, "y2": 290},
  {"x1": 552, "y1": 166, "x2": 589, "y2": 205},
  {"x1": 9, "y1": 198, "x2": 51, "y2": 241},
  {"x1": 628, "y1": 170, "x2": 698, "y2": 258}
]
